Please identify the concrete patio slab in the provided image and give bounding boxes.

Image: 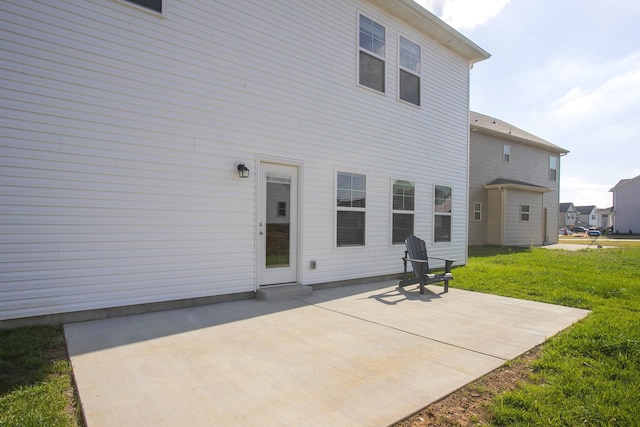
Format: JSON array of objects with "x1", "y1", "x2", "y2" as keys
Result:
[{"x1": 64, "y1": 281, "x2": 590, "y2": 426}]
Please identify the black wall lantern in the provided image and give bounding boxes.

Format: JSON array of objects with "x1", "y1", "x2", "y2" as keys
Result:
[{"x1": 237, "y1": 163, "x2": 250, "y2": 178}]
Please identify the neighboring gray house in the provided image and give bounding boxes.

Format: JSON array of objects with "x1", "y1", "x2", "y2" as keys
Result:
[
  {"x1": 559, "y1": 202, "x2": 579, "y2": 228},
  {"x1": 610, "y1": 175, "x2": 640, "y2": 234},
  {"x1": 468, "y1": 111, "x2": 568, "y2": 246},
  {"x1": 0, "y1": 0, "x2": 489, "y2": 325},
  {"x1": 574, "y1": 205, "x2": 598, "y2": 228}
]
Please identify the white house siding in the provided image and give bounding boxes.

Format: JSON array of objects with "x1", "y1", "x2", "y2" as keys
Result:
[
  {"x1": 468, "y1": 129, "x2": 562, "y2": 246},
  {"x1": 0, "y1": 0, "x2": 481, "y2": 321},
  {"x1": 613, "y1": 177, "x2": 640, "y2": 234}
]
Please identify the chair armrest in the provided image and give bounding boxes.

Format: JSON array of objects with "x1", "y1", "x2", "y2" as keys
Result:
[
  {"x1": 403, "y1": 257, "x2": 430, "y2": 264},
  {"x1": 425, "y1": 256, "x2": 456, "y2": 263}
]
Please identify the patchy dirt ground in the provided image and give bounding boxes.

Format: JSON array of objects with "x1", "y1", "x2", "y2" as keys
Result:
[{"x1": 394, "y1": 345, "x2": 542, "y2": 427}]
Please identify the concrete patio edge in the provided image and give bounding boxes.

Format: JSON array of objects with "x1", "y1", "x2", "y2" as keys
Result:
[{"x1": 65, "y1": 281, "x2": 590, "y2": 426}]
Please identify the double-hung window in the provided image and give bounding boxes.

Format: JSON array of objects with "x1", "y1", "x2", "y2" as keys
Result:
[
  {"x1": 520, "y1": 204, "x2": 530, "y2": 222},
  {"x1": 503, "y1": 145, "x2": 510, "y2": 162},
  {"x1": 337, "y1": 172, "x2": 366, "y2": 247},
  {"x1": 392, "y1": 180, "x2": 415, "y2": 244},
  {"x1": 358, "y1": 15, "x2": 385, "y2": 93},
  {"x1": 399, "y1": 36, "x2": 421, "y2": 106},
  {"x1": 549, "y1": 156, "x2": 558, "y2": 181},
  {"x1": 473, "y1": 202, "x2": 482, "y2": 221},
  {"x1": 434, "y1": 185, "x2": 452, "y2": 243}
]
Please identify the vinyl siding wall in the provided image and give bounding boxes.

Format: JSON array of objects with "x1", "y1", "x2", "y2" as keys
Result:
[
  {"x1": 468, "y1": 132, "x2": 560, "y2": 246},
  {"x1": 0, "y1": 0, "x2": 472, "y2": 321},
  {"x1": 614, "y1": 179, "x2": 640, "y2": 233}
]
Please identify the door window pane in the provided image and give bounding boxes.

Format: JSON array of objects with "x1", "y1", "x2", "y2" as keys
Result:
[{"x1": 266, "y1": 176, "x2": 291, "y2": 267}]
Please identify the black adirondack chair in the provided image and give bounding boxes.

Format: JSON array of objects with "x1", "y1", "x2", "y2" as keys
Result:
[{"x1": 399, "y1": 234, "x2": 454, "y2": 294}]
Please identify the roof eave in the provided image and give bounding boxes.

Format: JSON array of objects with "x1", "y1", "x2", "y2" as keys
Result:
[
  {"x1": 484, "y1": 183, "x2": 553, "y2": 193},
  {"x1": 470, "y1": 126, "x2": 569, "y2": 155},
  {"x1": 369, "y1": 0, "x2": 491, "y2": 64}
]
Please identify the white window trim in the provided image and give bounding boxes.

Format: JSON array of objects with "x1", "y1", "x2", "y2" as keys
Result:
[
  {"x1": 433, "y1": 183, "x2": 453, "y2": 244},
  {"x1": 391, "y1": 178, "x2": 416, "y2": 246},
  {"x1": 473, "y1": 202, "x2": 482, "y2": 221},
  {"x1": 357, "y1": 12, "x2": 386, "y2": 94},
  {"x1": 549, "y1": 155, "x2": 558, "y2": 181},
  {"x1": 335, "y1": 170, "x2": 367, "y2": 248},
  {"x1": 520, "y1": 204, "x2": 531, "y2": 222},
  {"x1": 503, "y1": 144, "x2": 510, "y2": 163},
  {"x1": 397, "y1": 34, "x2": 421, "y2": 107}
]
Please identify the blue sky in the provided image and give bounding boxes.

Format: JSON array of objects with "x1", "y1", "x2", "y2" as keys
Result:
[{"x1": 414, "y1": 0, "x2": 640, "y2": 208}]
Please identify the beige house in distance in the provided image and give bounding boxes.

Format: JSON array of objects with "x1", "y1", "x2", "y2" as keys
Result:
[{"x1": 468, "y1": 112, "x2": 569, "y2": 246}]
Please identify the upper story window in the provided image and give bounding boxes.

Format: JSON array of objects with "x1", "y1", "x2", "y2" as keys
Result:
[
  {"x1": 549, "y1": 156, "x2": 558, "y2": 181},
  {"x1": 392, "y1": 179, "x2": 415, "y2": 244},
  {"x1": 503, "y1": 145, "x2": 510, "y2": 162},
  {"x1": 358, "y1": 15, "x2": 385, "y2": 93},
  {"x1": 399, "y1": 36, "x2": 421, "y2": 106},
  {"x1": 337, "y1": 172, "x2": 366, "y2": 247},
  {"x1": 434, "y1": 185, "x2": 452, "y2": 243},
  {"x1": 123, "y1": 0, "x2": 163, "y2": 13}
]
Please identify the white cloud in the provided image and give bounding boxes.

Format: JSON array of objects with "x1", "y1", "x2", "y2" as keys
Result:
[
  {"x1": 413, "y1": 0, "x2": 510, "y2": 31},
  {"x1": 524, "y1": 53, "x2": 640, "y2": 125},
  {"x1": 551, "y1": 55, "x2": 640, "y2": 120},
  {"x1": 559, "y1": 176, "x2": 613, "y2": 208}
]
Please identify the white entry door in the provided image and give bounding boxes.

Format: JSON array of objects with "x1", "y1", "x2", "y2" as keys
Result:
[{"x1": 257, "y1": 163, "x2": 298, "y2": 286}]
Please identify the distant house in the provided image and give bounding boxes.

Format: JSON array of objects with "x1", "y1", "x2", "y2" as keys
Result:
[
  {"x1": 468, "y1": 112, "x2": 568, "y2": 246},
  {"x1": 559, "y1": 202, "x2": 579, "y2": 228},
  {"x1": 574, "y1": 206, "x2": 598, "y2": 228},
  {"x1": 596, "y1": 207, "x2": 614, "y2": 231},
  {"x1": 0, "y1": 0, "x2": 490, "y2": 324},
  {"x1": 610, "y1": 175, "x2": 640, "y2": 234}
]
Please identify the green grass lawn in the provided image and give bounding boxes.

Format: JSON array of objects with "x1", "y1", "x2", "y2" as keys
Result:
[
  {"x1": 1, "y1": 244, "x2": 639, "y2": 426},
  {"x1": 0, "y1": 326, "x2": 80, "y2": 426},
  {"x1": 459, "y1": 244, "x2": 640, "y2": 426}
]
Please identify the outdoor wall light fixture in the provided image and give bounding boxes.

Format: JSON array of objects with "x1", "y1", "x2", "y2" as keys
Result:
[{"x1": 236, "y1": 163, "x2": 250, "y2": 178}]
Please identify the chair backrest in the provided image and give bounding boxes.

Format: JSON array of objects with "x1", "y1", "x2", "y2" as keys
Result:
[{"x1": 405, "y1": 234, "x2": 430, "y2": 277}]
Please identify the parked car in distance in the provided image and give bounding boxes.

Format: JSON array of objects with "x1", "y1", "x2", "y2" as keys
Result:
[
  {"x1": 559, "y1": 227, "x2": 572, "y2": 236},
  {"x1": 571, "y1": 226, "x2": 588, "y2": 233},
  {"x1": 588, "y1": 227, "x2": 601, "y2": 237}
]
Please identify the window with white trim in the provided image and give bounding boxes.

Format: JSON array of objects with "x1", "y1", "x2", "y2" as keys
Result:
[
  {"x1": 474, "y1": 202, "x2": 482, "y2": 221},
  {"x1": 123, "y1": 0, "x2": 163, "y2": 13},
  {"x1": 392, "y1": 179, "x2": 415, "y2": 244},
  {"x1": 549, "y1": 156, "x2": 558, "y2": 181},
  {"x1": 520, "y1": 204, "x2": 530, "y2": 222},
  {"x1": 503, "y1": 144, "x2": 510, "y2": 162},
  {"x1": 434, "y1": 185, "x2": 452, "y2": 243},
  {"x1": 337, "y1": 172, "x2": 366, "y2": 247},
  {"x1": 358, "y1": 14, "x2": 385, "y2": 93},
  {"x1": 399, "y1": 36, "x2": 421, "y2": 106}
]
